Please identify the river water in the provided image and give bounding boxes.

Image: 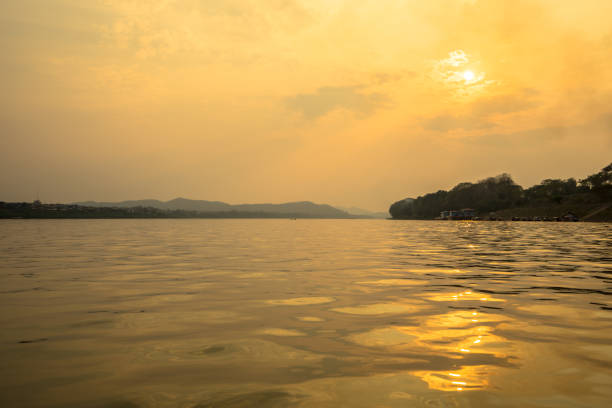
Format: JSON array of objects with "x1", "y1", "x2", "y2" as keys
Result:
[{"x1": 0, "y1": 219, "x2": 611, "y2": 407}]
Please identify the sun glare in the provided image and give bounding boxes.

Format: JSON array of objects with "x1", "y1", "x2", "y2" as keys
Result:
[{"x1": 463, "y1": 70, "x2": 475, "y2": 81}]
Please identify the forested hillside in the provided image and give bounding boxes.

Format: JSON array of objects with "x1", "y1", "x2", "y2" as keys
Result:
[{"x1": 389, "y1": 163, "x2": 612, "y2": 220}]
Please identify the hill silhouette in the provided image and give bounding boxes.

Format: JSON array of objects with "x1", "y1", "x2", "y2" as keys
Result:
[
  {"x1": 389, "y1": 163, "x2": 612, "y2": 221},
  {"x1": 74, "y1": 198, "x2": 351, "y2": 218}
]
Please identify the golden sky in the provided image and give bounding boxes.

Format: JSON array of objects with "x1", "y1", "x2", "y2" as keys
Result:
[{"x1": 2, "y1": 0, "x2": 611, "y2": 210}]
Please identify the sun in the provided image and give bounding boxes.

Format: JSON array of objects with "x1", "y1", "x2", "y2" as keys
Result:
[{"x1": 462, "y1": 70, "x2": 475, "y2": 81}]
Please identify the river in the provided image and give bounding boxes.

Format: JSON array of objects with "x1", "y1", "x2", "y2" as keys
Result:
[{"x1": 1, "y1": 219, "x2": 610, "y2": 407}]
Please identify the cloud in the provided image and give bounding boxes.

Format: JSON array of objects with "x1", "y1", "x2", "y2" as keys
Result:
[
  {"x1": 371, "y1": 71, "x2": 411, "y2": 85},
  {"x1": 286, "y1": 86, "x2": 389, "y2": 120},
  {"x1": 471, "y1": 93, "x2": 535, "y2": 116},
  {"x1": 424, "y1": 115, "x2": 494, "y2": 132},
  {"x1": 432, "y1": 49, "x2": 495, "y2": 97},
  {"x1": 468, "y1": 113, "x2": 612, "y2": 147},
  {"x1": 100, "y1": 0, "x2": 313, "y2": 60},
  {"x1": 424, "y1": 91, "x2": 537, "y2": 131}
]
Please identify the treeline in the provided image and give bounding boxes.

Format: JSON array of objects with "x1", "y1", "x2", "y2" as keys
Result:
[
  {"x1": 0, "y1": 203, "x2": 358, "y2": 219},
  {"x1": 389, "y1": 163, "x2": 612, "y2": 219}
]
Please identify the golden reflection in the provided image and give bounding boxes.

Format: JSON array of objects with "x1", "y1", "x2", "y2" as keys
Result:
[
  {"x1": 348, "y1": 327, "x2": 417, "y2": 347},
  {"x1": 346, "y1": 288, "x2": 515, "y2": 393},
  {"x1": 405, "y1": 268, "x2": 464, "y2": 274},
  {"x1": 296, "y1": 316, "x2": 324, "y2": 322},
  {"x1": 411, "y1": 309, "x2": 510, "y2": 391},
  {"x1": 348, "y1": 310, "x2": 509, "y2": 354},
  {"x1": 412, "y1": 290, "x2": 512, "y2": 391},
  {"x1": 355, "y1": 279, "x2": 426, "y2": 286},
  {"x1": 425, "y1": 290, "x2": 506, "y2": 302},
  {"x1": 258, "y1": 328, "x2": 306, "y2": 337},
  {"x1": 332, "y1": 302, "x2": 427, "y2": 315},
  {"x1": 415, "y1": 365, "x2": 491, "y2": 391},
  {"x1": 267, "y1": 297, "x2": 335, "y2": 306}
]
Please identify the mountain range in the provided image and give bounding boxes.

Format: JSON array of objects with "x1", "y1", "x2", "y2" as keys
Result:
[
  {"x1": 336, "y1": 206, "x2": 388, "y2": 218},
  {"x1": 74, "y1": 198, "x2": 367, "y2": 218}
]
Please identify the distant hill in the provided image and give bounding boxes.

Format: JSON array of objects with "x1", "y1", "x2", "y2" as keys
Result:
[
  {"x1": 232, "y1": 202, "x2": 349, "y2": 217},
  {"x1": 337, "y1": 206, "x2": 389, "y2": 218},
  {"x1": 76, "y1": 198, "x2": 232, "y2": 212},
  {"x1": 74, "y1": 198, "x2": 351, "y2": 218}
]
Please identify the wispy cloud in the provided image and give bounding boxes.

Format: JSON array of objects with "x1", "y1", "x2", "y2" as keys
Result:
[
  {"x1": 432, "y1": 49, "x2": 495, "y2": 97},
  {"x1": 286, "y1": 86, "x2": 389, "y2": 120},
  {"x1": 424, "y1": 91, "x2": 537, "y2": 132},
  {"x1": 467, "y1": 113, "x2": 612, "y2": 147},
  {"x1": 424, "y1": 115, "x2": 495, "y2": 132},
  {"x1": 100, "y1": 0, "x2": 313, "y2": 60}
]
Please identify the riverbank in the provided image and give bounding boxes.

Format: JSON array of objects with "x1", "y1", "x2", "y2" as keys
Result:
[
  {"x1": 0, "y1": 202, "x2": 369, "y2": 219},
  {"x1": 491, "y1": 202, "x2": 612, "y2": 222}
]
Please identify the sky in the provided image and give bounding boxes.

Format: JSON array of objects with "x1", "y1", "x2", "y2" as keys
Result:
[{"x1": 1, "y1": 0, "x2": 611, "y2": 211}]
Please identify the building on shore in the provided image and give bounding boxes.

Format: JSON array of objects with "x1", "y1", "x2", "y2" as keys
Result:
[{"x1": 439, "y1": 208, "x2": 476, "y2": 220}]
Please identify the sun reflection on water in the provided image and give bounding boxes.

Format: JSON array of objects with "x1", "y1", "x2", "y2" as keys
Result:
[
  {"x1": 425, "y1": 290, "x2": 506, "y2": 302},
  {"x1": 415, "y1": 366, "x2": 491, "y2": 391},
  {"x1": 408, "y1": 290, "x2": 514, "y2": 392}
]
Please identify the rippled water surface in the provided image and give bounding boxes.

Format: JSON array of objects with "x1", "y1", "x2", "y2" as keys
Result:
[{"x1": 1, "y1": 219, "x2": 611, "y2": 407}]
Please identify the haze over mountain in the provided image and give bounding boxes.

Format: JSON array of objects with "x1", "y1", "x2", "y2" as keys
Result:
[
  {"x1": 336, "y1": 206, "x2": 388, "y2": 219},
  {"x1": 74, "y1": 198, "x2": 352, "y2": 218}
]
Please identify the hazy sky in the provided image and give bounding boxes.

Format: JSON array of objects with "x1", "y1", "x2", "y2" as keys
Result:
[{"x1": 2, "y1": 0, "x2": 611, "y2": 211}]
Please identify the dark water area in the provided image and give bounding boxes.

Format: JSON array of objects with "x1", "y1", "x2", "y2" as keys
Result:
[{"x1": 0, "y1": 219, "x2": 611, "y2": 407}]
